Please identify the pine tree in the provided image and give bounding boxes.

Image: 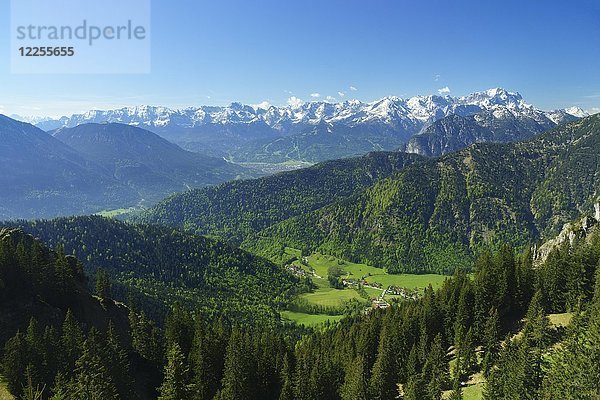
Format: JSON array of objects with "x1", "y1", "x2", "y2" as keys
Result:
[
  {"x1": 218, "y1": 329, "x2": 253, "y2": 400},
  {"x1": 24, "y1": 318, "x2": 43, "y2": 386},
  {"x1": 481, "y1": 308, "x2": 500, "y2": 377},
  {"x1": 278, "y1": 353, "x2": 294, "y2": 400},
  {"x1": 2, "y1": 331, "x2": 28, "y2": 396},
  {"x1": 21, "y1": 364, "x2": 45, "y2": 400},
  {"x1": 189, "y1": 318, "x2": 208, "y2": 400},
  {"x1": 423, "y1": 334, "x2": 449, "y2": 400},
  {"x1": 515, "y1": 247, "x2": 534, "y2": 314},
  {"x1": 71, "y1": 327, "x2": 118, "y2": 400},
  {"x1": 105, "y1": 321, "x2": 133, "y2": 399},
  {"x1": 368, "y1": 327, "x2": 397, "y2": 400},
  {"x1": 49, "y1": 372, "x2": 69, "y2": 400},
  {"x1": 164, "y1": 302, "x2": 194, "y2": 355},
  {"x1": 95, "y1": 268, "x2": 111, "y2": 302},
  {"x1": 54, "y1": 244, "x2": 75, "y2": 304},
  {"x1": 523, "y1": 290, "x2": 551, "y2": 349},
  {"x1": 60, "y1": 310, "x2": 84, "y2": 375},
  {"x1": 158, "y1": 342, "x2": 191, "y2": 400},
  {"x1": 403, "y1": 374, "x2": 426, "y2": 400},
  {"x1": 41, "y1": 326, "x2": 60, "y2": 388},
  {"x1": 340, "y1": 356, "x2": 367, "y2": 400},
  {"x1": 457, "y1": 328, "x2": 477, "y2": 381}
]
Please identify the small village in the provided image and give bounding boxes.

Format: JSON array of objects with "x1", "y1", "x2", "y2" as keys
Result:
[{"x1": 285, "y1": 260, "x2": 424, "y2": 310}]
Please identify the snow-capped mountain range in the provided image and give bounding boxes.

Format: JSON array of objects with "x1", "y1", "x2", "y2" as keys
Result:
[
  {"x1": 34, "y1": 88, "x2": 586, "y2": 133},
  {"x1": 27, "y1": 88, "x2": 589, "y2": 163}
]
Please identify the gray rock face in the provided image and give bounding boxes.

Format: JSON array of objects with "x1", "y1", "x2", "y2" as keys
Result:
[{"x1": 405, "y1": 110, "x2": 580, "y2": 157}]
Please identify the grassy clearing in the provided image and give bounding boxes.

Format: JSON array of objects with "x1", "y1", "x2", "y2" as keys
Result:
[
  {"x1": 443, "y1": 372, "x2": 485, "y2": 400},
  {"x1": 299, "y1": 286, "x2": 364, "y2": 307},
  {"x1": 283, "y1": 249, "x2": 450, "y2": 327},
  {"x1": 548, "y1": 312, "x2": 573, "y2": 328},
  {"x1": 462, "y1": 382, "x2": 484, "y2": 400},
  {"x1": 281, "y1": 310, "x2": 344, "y2": 326},
  {"x1": 0, "y1": 376, "x2": 14, "y2": 400},
  {"x1": 95, "y1": 207, "x2": 138, "y2": 218},
  {"x1": 305, "y1": 252, "x2": 447, "y2": 290}
]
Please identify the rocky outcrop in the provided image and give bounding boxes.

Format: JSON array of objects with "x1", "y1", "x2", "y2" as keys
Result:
[{"x1": 534, "y1": 203, "x2": 600, "y2": 265}]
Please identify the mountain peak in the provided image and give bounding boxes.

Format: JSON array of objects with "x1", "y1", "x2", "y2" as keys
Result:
[{"x1": 564, "y1": 106, "x2": 589, "y2": 118}]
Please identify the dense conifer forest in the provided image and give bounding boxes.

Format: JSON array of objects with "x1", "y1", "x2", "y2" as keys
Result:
[{"x1": 1, "y1": 214, "x2": 599, "y2": 399}]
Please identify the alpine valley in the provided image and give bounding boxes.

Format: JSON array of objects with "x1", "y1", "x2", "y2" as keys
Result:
[{"x1": 1, "y1": 90, "x2": 600, "y2": 400}]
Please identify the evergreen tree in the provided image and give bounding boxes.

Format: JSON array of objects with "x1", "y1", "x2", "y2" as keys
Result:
[
  {"x1": 523, "y1": 290, "x2": 551, "y2": 349},
  {"x1": 218, "y1": 329, "x2": 254, "y2": 400},
  {"x1": 95, "y1": 268, "x2": 111, "y2": 302},
  {"x1": 278, "y1": 353, "x2": 294, "y2": 400},
  {"x1": 456, "y1": 328, "x2": 477, "y2": 381},
  {"x1": 423, "y1": 334, "x2": 449, "y2": 400},
  {"x1": 60, "y1": 310, "x2": 84, "y2": 375},
  {"x1": 158, "y1": 342, "x2": 191, "y2": 400},
  {"x1": 49, "y1": 372, "x2": 69, "y2": 400},
  {"x1": 189, "y1": 318, "x2": 208, "y2": 400},
  {"x1": 481, "y1": 308, "x2": 500, "y2": 377},
  {"x1": 164, "y1": 302, "x2": 194, "y2": 355},
  {"x1": 2, "y1": 331, "x2": 28, "y2": 396},
  {"x1": 515, "y1": 247, "x2": 534, "y2": 314},
  {"x1": 403, "y1": 374, "x2": 426, "y2": 400},
  {"x1": 71, "y1": 327, "x2": 118, "y2": 400},
  {"x1": 368, "y1": 326, "x2": 397, "y2": 400},
  {"x1": 105, "y1": 321, "x2": 133, "y2": 399},
  {"x1": 340, "y1": 356, "x2": 367, "y2": 400},
  {"x1": 21, "y1": 364, "x2": 45, "y2": 400},
  {"x1": 53, "y1": 244, "x2": 75, "y2": 304}
]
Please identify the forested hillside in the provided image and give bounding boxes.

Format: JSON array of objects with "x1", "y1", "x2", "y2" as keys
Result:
[
  {"x1": 5, "y1": 217, "x2": 303, "y2": 324},
  {"x1": 0, "y1": 228, "x2": 157, "y2": 399},
  {"x1": 139, "y1": 151, "x2": 425, "y2": 244},
  {"x1": 1, "y1": 211, "x2": 591, "y2": 399},
  {"x1": 243, "y1": 115, "x2": 600, "y2": 273}
]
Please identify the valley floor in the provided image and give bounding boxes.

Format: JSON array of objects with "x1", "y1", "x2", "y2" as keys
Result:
[{"x1": 281, "y1": 248, "x2": 448, "y2": 326}]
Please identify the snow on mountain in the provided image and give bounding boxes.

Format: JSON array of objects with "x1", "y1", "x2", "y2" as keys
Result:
[
  {"x1": 36, "y1": 88, "x2": 583, "y2": 136},
  {"x1": 9, "y1": 114, "x2": 54, "y2": 125},
  {"x1": 564, "y1": 107, "x2": 588, "y2": 118}
]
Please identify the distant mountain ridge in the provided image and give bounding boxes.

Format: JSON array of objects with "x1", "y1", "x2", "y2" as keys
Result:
[
  {"x1": 0, "y1": 116, "x2": 251, "y2": 219},
  {"x1": 32, "y1": 88, "x2": 588, "y2": 162},
  {"x1": 0, "y1": 115, "x2": 139, "y2": 220},
  {"x1": 52, "y1": 123, "x2": 250, "y2": 203},
  {"x1": 404, "y1": 109, "x2": 581, "y2": 157}
]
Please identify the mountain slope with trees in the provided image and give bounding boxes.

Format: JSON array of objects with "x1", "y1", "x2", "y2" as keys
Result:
[
  {"x1": 243, "y1": 114, "x2": 600, "y2": 273},
  {"x1": 5, "y1": 216, "x2": 302, "y2": 324},
  {"x1": 138, "y1": 151, "x2": 425, "y2": 244},
  {"x1": 3, "y1": 212, "x2": 598, "y2": 399}
]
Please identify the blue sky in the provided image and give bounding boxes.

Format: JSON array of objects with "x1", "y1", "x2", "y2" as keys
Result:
[{"x1": 1, "y1": 0, "x2": 600, "y2": 117}]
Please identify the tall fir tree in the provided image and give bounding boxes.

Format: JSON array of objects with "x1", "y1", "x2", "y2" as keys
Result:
[
  {"x1": 158, "y1": 342, "x2": 191, "y2": 400},
  {"x1": 340, "y1": 356, "x2": 368, "y2": 400}
]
